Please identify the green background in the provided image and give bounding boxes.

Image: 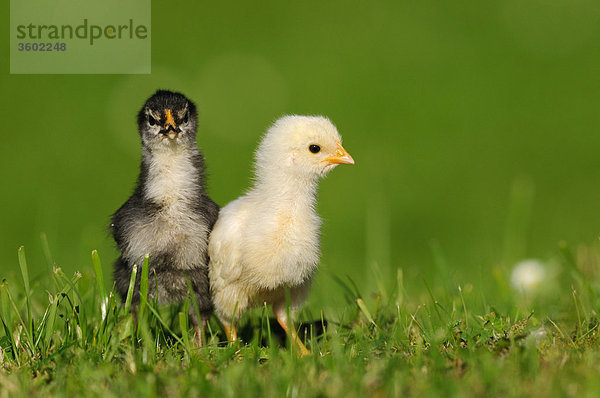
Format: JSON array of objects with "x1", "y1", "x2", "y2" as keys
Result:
[{"x1": 2, "y1": 1, "x2": 600, "y2": 311}]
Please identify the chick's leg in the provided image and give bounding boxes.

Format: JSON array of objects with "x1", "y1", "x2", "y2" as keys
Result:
[
  {"x1": 186, "y1": 269, "x2": 215, "y2": 348},
  {"x1": 215, "y1": 288, "x2": 243, "y2": 343},
  {"x1": 188, "y1": 310, "x2": 204, "y2": 347},
  {"x1": 273, "y1": 304, "x2": 310, "y2": 356},
  {"x1": 222, "y1": 320, "x2": 238, "y2": 342}
]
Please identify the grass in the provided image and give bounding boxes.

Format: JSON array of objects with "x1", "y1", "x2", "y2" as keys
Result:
[{"x1": 1, "y1": 243, "x2": 600, "y2": 397}]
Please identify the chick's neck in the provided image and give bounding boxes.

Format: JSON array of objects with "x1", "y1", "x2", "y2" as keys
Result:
[
  {"x1": 140, "y1": 144, "x2": 203, "y2": 203},
  {"x1": 251, "y1": 168, "x2": 320, "y2": 214}
]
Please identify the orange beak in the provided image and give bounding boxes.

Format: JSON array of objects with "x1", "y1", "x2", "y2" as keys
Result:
[
  {"x1": 164, "y1": 109, "x2": 177, "y2": 130},
  {"x1": 323, "y1": 142, "x2": 355, "y2": 165}
]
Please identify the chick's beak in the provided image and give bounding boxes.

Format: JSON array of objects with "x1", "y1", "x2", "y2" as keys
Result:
[
  {"x1": 323, "y1": 142, "x2": 355, "y2": 165},
  {"x1": 164, "y1": 109, "x2": 178, "y2": 139}
]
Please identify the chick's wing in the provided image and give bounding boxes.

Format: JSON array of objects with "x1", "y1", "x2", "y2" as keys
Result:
[{"x1": 208, "y1": 198, "x2": 249, "y2": 283}]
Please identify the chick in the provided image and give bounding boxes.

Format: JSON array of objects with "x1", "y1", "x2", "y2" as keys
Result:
[
  {"x1": 111, "y1": 90, "x2": 219, "y2": 346},
  {"x1": 208, "y1": 115, "x2": 354, "y2": 354}
]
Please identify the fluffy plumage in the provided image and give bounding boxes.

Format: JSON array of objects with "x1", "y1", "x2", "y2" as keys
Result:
[
  {"x1": 208, "y1": 115, "x2": 354, "y2": 354},
  {"x1": 111, "y1": 90, "x2": 219, "y2": 345}
]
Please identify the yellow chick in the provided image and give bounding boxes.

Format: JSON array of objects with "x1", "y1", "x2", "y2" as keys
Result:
[{"x1": 208, "y1": 115, "x2": 354, "y2": 355}]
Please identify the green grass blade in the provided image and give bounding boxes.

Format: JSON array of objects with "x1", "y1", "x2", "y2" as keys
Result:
[
  {"x1": 356, "y1": 298, "x2": 379, "y2": 330},
  {"x1": 320, "y1": 309, "x2": 327, "y2": 345},
  {"x1": 54, "y1": 269, "x2": 86, "y2": 343},
  {"x1": 458, "y1": 286, "x2": 469, "y2": 330},
  {"x1": 284, "y1": 288, "x2": 294, "y2": 356},
  {"x1": 185, "y1": 277, "x2": 202, "y2": 339},
  {"x1": 138, "y1": 255, "x2": 150, "y2": 333},
  {"x1": 423, "y1": 278, "x2": 445, "y2": 323},
  {"x1": 0, "y1": 280, "x2": 12, "y2": 329},
  {"x1": 91, "y1": 250, "x2": 107, "y2": 346},
  {"x1": 0, "y1": 283, "x2": 17, "y2": 363},
  {"x1": 3, "y1": 284, "x2": 33, "y2": 357},
  {"x1": 123, "y1": 264, "x2": 138, "y2": 315},
  {"x1": 178, "y1": 311, "x2": 190, "y2": 353},
  {"x1": 40, "y1": 233, "x2": 54, "y2": 270},
  {"x1": 144, "y1": 303, "x2": 186, "y2": 348},
  {"x1": 370, "y1": 260, "x2": 389, "y2": 303},
  {"x1": 43, "y1": 294, "x2": 59, "y2": 350},
  {"x1": 91, "y1": 250, "x2": 107, "y2": 311},
  {"x1": 43, "y1": 269, "x2": 81, "y2": 348},
  {"x1": 396, "y1": 268, "x2": 405, "y2": 307},
  {"x1": 17, "y1": 246, "x2": 33, "y2": 344},
  {"x1": 34, "y1": 294, "x2": 54, "y2": 349}
]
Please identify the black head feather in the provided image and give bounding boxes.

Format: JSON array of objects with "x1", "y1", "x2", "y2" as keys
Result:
[{"x1": 137, "y1": 90, "x2": 199, "y2": 146}]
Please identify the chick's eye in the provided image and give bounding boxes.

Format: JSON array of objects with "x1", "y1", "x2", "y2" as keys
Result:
[
  {"x1": 309, "y1": 144, "x2": 321, "y2": 154},
  {"x1": 182, "y1": 112, "x2": 189, "y2": 124},
  {"x1": 148, "y1": 115, "x2": 157, "y2": 126}
]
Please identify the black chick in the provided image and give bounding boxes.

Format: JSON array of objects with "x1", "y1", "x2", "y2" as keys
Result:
[{"x1": 110, "y1": 90, "x2": 219, "y2": 346}]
